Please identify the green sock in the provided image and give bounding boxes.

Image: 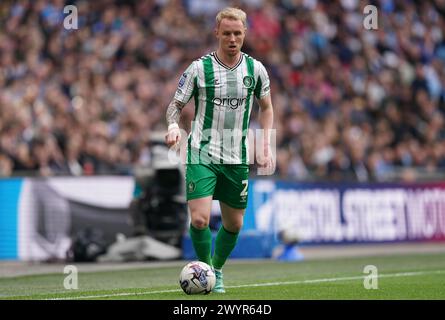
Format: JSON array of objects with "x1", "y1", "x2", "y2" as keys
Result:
[
  {"x1": 212, "y1": 226, "x2": 239, "y2": 270},
  {"x1": 189, "y1": 224, "x2": 212, "y2": 266}
]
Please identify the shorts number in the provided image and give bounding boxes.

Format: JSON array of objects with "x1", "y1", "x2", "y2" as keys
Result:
[{"x1": 240, "y1": 180, "x2": 248, "y2": 197}]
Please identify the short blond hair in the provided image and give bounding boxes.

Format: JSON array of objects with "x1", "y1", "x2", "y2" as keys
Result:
[{"x1": 216, "y1": 7, "x2": 247, "y2": 28}]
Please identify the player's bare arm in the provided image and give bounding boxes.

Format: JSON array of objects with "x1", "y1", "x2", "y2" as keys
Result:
[
  {"x1": 165, "y1": 99, "x2": 185, "y2": 147},
  {"x1": 166, "y1": 99, "x2": 185, "y2": 126},
  {"x1": 257, "y1": 94, "x2": 275, "y2": 172}
]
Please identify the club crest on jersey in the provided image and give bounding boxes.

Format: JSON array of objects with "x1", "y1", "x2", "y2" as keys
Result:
[
  {"x1": 243, "y1": 76, "x2": 254, "y2": 88},
  {"x1": 179, "y1": 73, "x2": 188, "y2": 88}
]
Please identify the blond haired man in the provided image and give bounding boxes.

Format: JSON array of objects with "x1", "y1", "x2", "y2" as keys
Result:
[{"x1": 165, "y1": 7, "x2": 274, "y2": 293}]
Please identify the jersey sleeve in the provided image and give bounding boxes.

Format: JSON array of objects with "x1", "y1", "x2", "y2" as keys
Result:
[
  {"x1": 254, "y1": 61, "x2": 271, "y2": 99},
  {"x1": 174, "y1": 61, "x2": 198, "y2": 104}
]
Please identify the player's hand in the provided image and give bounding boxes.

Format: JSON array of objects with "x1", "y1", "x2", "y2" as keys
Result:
[
  {"x1": 257, "y1": 144, "x2": 275, "y2": 175},
  {"x1": 165, "y1": 123, "x2": 181, "y2": 149}
]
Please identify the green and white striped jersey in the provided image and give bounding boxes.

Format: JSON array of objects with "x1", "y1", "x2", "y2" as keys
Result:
[{"x1": 174, "y1": 52, "x2": 270, "y2": 165}]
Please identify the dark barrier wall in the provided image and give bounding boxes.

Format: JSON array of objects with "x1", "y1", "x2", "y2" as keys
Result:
[
  {"x1": 246, "y1": 180, "x2": 445, "y2": 243},
  {"x1": 1, "y1": 177, "x2": 445, "y2": 260}
]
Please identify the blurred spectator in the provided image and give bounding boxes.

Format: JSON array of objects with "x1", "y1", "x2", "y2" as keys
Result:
[{"x1": 0, "y1": 152, "x2": 13, "y2": 177}]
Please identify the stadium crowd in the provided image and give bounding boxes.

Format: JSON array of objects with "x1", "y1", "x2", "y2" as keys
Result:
[{"x1": 1, "y1": 0, "x2": 445, "y2": 182}]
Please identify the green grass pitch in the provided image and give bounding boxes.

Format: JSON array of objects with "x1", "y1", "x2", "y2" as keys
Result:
[{"x1": 1, "y1": 252, "x2": 444, "y2": 300}]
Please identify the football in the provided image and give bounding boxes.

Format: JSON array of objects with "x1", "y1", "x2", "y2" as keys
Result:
[{"x1": 179, "y1": 261, "x2": 216, "y2": 294}]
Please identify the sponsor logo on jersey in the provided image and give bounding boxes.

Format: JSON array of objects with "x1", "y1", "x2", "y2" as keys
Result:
[
  {"x1": 213, "y1": 96, "x2": 246, "y2": 109},
  {"x1": 243, "y1": 76, "x2": 255, "y2": 88}
]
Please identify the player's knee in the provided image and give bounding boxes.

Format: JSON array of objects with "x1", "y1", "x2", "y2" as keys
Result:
[
  {"x1": 191, "y1": 216, "x2": 209, "y2": 229},
  {"x1": 226, "y1": 220, "x2": 243, "y2": 233}
]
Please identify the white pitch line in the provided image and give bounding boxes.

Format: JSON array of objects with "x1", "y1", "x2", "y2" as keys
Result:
[
  {"x1": 45, "y1": 269, "x2": 445, "y2": 300},
  {"x1": 48, "y1": 288, "x2": 182, "y2": 300}
]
